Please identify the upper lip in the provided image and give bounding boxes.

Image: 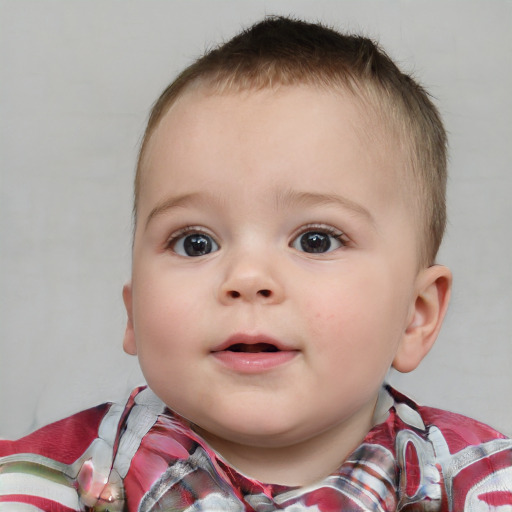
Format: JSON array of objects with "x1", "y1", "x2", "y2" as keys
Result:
[{"x1": 211, "y1": 333, "x2": 296, "y2": 353}]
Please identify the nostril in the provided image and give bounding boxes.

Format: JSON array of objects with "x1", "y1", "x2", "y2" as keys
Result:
[{"x1": 225, "y1": 289, "x2": 272, "y2": 299}]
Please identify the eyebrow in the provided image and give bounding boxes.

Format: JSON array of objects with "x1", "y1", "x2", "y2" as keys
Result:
[
  {"x1": 275, "y1": 190, "x2": 374, "y2": 224},
  {"x1": 144, "y1": 189, "x2": 374, "y2": 229},
  {"x1": 144, "y1": 193, "x2": 212, "y2": 230}
]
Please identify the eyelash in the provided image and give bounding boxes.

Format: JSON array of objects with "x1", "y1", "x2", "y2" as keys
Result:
[
  {"x1": 165, "y1": 226, "x2": 217, "y2": 249},
  {"x1": 164, "y1": 224, "x2": 349, "y2": 254},
  {"x1": 291, "y1": 224, "x2": 348, "y2": 243}
]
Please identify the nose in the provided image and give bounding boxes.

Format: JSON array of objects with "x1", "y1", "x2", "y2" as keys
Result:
[{"x1": 218, "y1": 255, "x2": 285, "y2": 305}]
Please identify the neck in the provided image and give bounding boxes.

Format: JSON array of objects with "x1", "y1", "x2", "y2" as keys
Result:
[{"x1": 195, "y1": 399, "x2": 377, "y2": 487}]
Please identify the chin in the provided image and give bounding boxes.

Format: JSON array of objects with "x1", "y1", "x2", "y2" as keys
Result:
[{"x1": 199, "y1": 414, "x2": 308, "y2": 448}]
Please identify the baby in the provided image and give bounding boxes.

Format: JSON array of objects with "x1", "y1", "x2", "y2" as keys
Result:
[{"x1": 1, "y1": 16, "x2": 511, "y2": 512}]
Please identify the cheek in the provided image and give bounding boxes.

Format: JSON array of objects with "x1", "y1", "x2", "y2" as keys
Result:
[
  {"x1": 132, "y1": 290, "x2": 198, "y2": 393},
  {"x1": 132, "y1": 279, "x2": 197, "y2": 354},
  {"x1": 300, "y1": 271, "x2": 406, "y2": 356},
  {"x1": 136, "y1": 263, "x2": 205, "y2": 315},
  {"x1": 301, "y1": 273, "x2": 374, "y2": 328}
]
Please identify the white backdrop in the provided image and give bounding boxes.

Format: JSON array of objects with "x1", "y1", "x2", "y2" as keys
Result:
[{"x1": 1, "y1": 0, "x2": 511, "y2": 439}]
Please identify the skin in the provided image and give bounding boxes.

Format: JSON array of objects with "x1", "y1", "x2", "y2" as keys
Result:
[{"x1": 123, "y1": 85, "x2": 451, "y2": 486}]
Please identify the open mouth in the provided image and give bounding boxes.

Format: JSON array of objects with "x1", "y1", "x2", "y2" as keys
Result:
[
  {"x1": 226, "y1": 343, "x2": 280, "y2": 353},
  {"x1": 211, "y1": 335, "x2": 297, "y2": 372}
]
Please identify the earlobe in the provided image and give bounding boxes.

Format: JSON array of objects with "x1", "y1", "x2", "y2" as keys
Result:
[
  {"x1": 122, "y1": 283, "x2": 137, "y2": 356},
  {"x1": 392, "y1": 265, "x2": 452, "y2": 373}
]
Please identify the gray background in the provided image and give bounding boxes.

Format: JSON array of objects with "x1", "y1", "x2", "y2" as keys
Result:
[{"x1": 1, "y1": 0, "x2": 511, "y2": 439}]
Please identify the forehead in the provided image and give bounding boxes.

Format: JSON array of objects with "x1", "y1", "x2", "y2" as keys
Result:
[{"x1": 141, "y1": 85, "x2": 403, "y2": 196}]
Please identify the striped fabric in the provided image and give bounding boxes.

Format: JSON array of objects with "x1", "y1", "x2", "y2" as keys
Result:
[{"x1": 1, "y1": 385, "x2": 511, "y2": 511}]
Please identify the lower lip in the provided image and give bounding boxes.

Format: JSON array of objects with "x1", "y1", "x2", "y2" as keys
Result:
[{"x1": 211, "y1": 350, "x2": 298, "y2": 373}]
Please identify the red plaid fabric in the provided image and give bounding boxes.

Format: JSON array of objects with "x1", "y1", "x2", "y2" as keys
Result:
[{"x1": 1, "y1": 385, "x2": 511, "y2": 511}]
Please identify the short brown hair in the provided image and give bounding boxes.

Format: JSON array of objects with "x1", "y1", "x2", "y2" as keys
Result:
[{"x1": 135, "y1": 16, "x2": 447, "y2": 265}]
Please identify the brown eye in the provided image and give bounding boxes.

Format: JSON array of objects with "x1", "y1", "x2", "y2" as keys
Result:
[
  {"x1": 300, "y1": 232, "x2": 331, "y2": 253},
  {"x1": 173, "y1": 233, "x2": 219, "y2": 257},
  {"x1": 291, "y1": 229, "x2": 344, "y2": 254}
]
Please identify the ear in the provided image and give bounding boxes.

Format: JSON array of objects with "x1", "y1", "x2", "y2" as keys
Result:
[
  {"x1": 122, "y1": 282, "x2": 137, "y2": 356},
  {"x1": 392, "y1": 265, "x2": 452, "y2": 373}
]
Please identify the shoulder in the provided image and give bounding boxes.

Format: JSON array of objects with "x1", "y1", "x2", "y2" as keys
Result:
[
  {"x1": 385, "y1": 385, "x2": 512, "y2": 510},
  {"x1": 388, "y1": 385, "x2": 509, "y2": 445},
  {"x1": 0, "y1": 387, "x2": 148, "y2": 511},
  {"x1": 0, "y1": 402, "x2": 112, "y2": 462}
]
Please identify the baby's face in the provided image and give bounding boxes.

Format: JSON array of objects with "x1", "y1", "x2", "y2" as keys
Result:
[{"x1": 124, "y1": 85, "x2": 424, "y2": 453}]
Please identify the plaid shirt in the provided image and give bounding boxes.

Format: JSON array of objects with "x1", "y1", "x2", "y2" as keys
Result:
[{"x1": 1, "y1": 385, "x2": 511, "y2": 511}]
